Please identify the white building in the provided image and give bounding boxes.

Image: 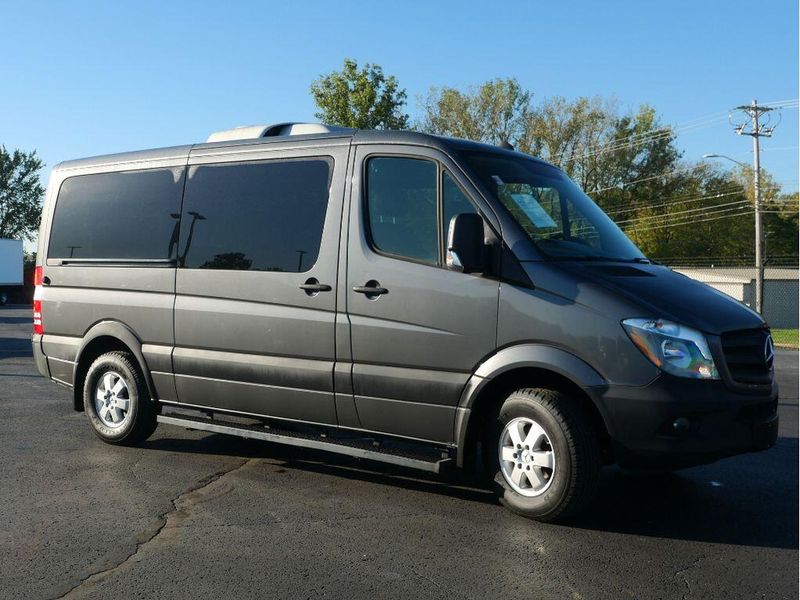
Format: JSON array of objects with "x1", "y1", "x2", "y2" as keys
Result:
[{"x1": 674, "y1": 267, "x2": 798, "y2": 328}]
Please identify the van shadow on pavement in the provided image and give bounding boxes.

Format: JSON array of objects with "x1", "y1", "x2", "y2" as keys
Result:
[{"x1": 142, "y1": 431, "x2": 798, "y2": 550}]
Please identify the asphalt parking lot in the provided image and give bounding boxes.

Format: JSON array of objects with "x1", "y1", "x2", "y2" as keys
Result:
[{"x1": 0, "y1": 306, "x2": 797, "y2": 600}]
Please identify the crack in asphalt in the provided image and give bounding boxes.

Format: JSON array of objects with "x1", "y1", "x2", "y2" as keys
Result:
[
  {"x1": 674, "y1": 555, "x2": 705, "y2": 600},
  {"x1": 50, "y1": 458, "x2": 254, "y2": 600},
  {"x1": 408, "y1": 565, "x2": 479, "y2": 600}
]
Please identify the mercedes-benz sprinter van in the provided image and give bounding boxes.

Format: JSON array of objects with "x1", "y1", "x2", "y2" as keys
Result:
[{"x1": 32, "y1": 123, "x2": 779, "y2": 521}]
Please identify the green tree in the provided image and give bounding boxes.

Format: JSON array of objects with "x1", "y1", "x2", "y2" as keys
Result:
[
  {"x1": 199, "y1": 252, "x2": 253, "y2": 271},
  {"x1": 627, "y1": 167, "x2": 753, "y2": 260},
  {"x1": 418, "y1": 83, "x2": 683, "y2": 213},
  {"x1": 520, "y1": 95, "x2": 611, "y2": 174},
  {"x1": 418, "y1": 78, "x2": 532, "y2": 144},
  {"x1": 0, "y1": 146, "x2": 45, "y2": 241},
  {"x1": 765, "y1": 191, "x2": 799, "y2": 261},
  {"x1": 527, "y1": 101, "x2": 682, "y2": 214},
  {"x1": 738, "y1": 168, "x2": 799, "y2": 263},
  {"x1": 416, "y1": 77, "x2": 797, "y2": 264},
  {"x1": 625, "y1": 165, "x2": 798, "y2": 264},
  {"x1": 310, "y1": 59, "x2": 409, "y2": 129}
]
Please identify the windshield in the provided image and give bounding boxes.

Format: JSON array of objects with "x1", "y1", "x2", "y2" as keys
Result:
[{"x1": 461, "y1": 151, "x2": 646, "y2": 261}]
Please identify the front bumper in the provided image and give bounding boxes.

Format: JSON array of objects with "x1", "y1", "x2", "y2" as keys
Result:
[{"x1": 592, "y1": 375, "x2": 779, "y2": 469}]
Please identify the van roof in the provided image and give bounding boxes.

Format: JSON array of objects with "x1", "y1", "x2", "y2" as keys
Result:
[{"x1": 54, "y1": 125, "x2": 547, "y2": 172}]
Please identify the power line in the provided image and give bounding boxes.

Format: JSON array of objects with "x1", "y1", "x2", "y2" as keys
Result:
[
  {"x1": 627, "y1": 209, "x2": 752, "y2": 231},
  {"x1": 600, "y1": 186, "x2": 745, "y2": 214},
  {"x1": 568, "y1": 101, "x2": 795, "y2": 162},
  {"x1": 591, "y1": 147, "x2": 798, "y2": 195},
  {"x1": 571, "y1": 195, "x2": 750, "y2": 235},
  {"x1": 610, "y1": 183, "x2": 745, "y2": 206},
  {"x1": 643, "y1": 208, "x2": 751, "y2": 229},
  {"x1": 602, "y1": 188, "x2": 744, "y2": 215},
  {"x1": 592, "y1": 164, "x2": 703, "y2": 193},
  {"x1": 564, "y1": 112, "x2": 729, "y2": 159},
  {"x1": 759, "y1": 98, "x2": 799, "y2": 108},
  {"x1": 575, "y1": 114, "x2": 730, "y2": 159},
  {"x1": 613, "y1": 199, "x2": 750, "y2": 225},
  {"x1": 614, "y1": 204, "x2": 751, "y2": 232}
]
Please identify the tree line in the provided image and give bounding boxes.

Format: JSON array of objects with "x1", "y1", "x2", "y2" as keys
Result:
[
  {"x1": 2, "y1": 58, "x2": 797, "y2": 265},
  {"x1": 312, "y1": 59, "x2": 798, "y2": 264}
]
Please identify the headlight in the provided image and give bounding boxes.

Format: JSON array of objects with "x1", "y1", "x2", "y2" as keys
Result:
[{"x1": 622, "y1": 318, "x2": 719, "y2": 380}]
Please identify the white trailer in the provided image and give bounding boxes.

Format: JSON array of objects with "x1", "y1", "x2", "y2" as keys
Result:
[{"x1": 0, "y1": 239, "x2": 24, "y2": 305}]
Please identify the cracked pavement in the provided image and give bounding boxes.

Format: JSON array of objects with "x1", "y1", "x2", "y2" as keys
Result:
[{"x1": 0, "y1": 307, "x2": 797, "y2": 599}]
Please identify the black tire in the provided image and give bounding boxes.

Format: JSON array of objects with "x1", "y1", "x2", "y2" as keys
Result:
[
  {"x1": 489, "y1": 387, "x2": 600, "y2": 522},
  {"x1": 83, "y1": 351, "x2": 158, "y2": 445}
]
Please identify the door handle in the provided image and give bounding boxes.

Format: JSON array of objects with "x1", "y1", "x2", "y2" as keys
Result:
[
  {"x1": 352, "y1": 280, "x2": 389, "y2": 298},
  {"x1": 299, "y1": 278, "x2": 332, "y2": 295}
]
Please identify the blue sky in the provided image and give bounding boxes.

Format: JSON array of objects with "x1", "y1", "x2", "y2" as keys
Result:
[{"x1": 2, "y1": 0, "x2": 798, "y2": 193}]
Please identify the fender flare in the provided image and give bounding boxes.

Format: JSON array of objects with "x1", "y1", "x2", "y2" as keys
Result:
[
  {"x1": 73, "y1": 321, "x2": 156, "y2": 401},
  {"x1": 453, "y1": 344, "x2": 611, "y2": 467}
]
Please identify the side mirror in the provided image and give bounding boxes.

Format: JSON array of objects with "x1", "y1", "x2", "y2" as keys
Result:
[{"x1": 447, "y1": 213, "x2": 487, "y2": 273}]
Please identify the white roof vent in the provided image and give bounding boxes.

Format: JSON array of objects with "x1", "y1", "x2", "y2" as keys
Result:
[{"x1": 206, "y1": 122, "x2": 352, "y2": 143}]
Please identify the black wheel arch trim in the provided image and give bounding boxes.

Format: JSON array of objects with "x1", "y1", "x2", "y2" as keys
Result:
[
  {"x1": 453, "y1": 343, "x2": 611, "y2": 467},
  {"x1": 73, "y1": 321, "x2": 157, "y2": 403}
]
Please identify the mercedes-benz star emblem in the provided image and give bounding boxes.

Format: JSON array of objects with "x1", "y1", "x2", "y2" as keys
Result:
[{"x1": 764, "y1": 334, "x2": 775, "y2": 368}]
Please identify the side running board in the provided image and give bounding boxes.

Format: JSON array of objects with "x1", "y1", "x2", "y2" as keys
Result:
[{"x1": 156, "y1": 414, "x2": 454, "y2": 474}]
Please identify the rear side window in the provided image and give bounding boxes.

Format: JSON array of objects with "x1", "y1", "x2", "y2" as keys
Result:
[
  {"x1": 366, "y1": 157, "x2": 438, "y2": 264},
  {"x1": 48, "y1": 168, "x2": 183, "y2": 260},
  {"x1": 179, "y1": 158, "x2": 332, "y2": 272}
]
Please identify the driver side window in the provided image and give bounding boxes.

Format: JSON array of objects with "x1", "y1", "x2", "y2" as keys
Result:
[
  {"x1": 366, "y1": 157, "x2": 438, "y2": 264},
  {"x1": 365, "y1": 158, "x2": 482, "y2": 267}
]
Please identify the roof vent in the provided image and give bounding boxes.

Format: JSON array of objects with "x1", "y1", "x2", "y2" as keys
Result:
[{"x1": 206, "y1": 122, "x2": 352, "y2": 143}]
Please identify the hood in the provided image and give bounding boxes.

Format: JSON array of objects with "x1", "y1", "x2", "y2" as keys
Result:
[{"x1": 525, "y1": 261, "x2": 766, "y2": 335}]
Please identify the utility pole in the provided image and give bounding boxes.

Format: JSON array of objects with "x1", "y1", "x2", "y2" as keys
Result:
[
  {"x1": 731, "y1": 100, "x2": 777, "y2": 314},
  {"x1": 296, "y1": 250, "x2": 308, "y2": 272}
]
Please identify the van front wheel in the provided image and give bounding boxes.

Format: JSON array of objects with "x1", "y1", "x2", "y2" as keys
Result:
[
  {"x1": 490, "y1": 388, "x2": 600, "y2": 522},
  {"x1": 83, "y1": 351, "x2": 157, "y2": 445}
]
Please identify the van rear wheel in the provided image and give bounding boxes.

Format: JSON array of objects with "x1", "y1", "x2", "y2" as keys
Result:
[
  {"x1": 83, "y1": 351, "x2": 157, "y2": 445},
  {"x1": 490, "y1": 387, "x2": 600, "y2": 522}
]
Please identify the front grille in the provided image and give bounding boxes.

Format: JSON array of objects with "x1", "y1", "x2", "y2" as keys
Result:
[{"x1": 721, "y1": 328, "x2": 773, "y2": 385}]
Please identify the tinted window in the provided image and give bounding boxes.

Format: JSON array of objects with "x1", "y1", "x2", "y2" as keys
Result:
[
  {"x1": 48, "y1": 168, "x2": 183, "y2": 259},
  {"x1": 179, "y1": 158, "x2": 331, "y2": 272},
  {"x1": 367, "y1": 157, "x2": 438, "y2": 264},
  {"x1": 442, "y1": 171, "x2": 478, "y2": 244}
]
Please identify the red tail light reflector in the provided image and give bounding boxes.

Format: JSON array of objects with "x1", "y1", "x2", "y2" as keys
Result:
[{"x1": 33, "y1": 266, "x2": 43, "y2": 335}]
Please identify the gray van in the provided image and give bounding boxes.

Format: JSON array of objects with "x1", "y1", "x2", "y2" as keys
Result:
[{"x1": 32, "y1": 123, "x2": 779, "y2": 521}]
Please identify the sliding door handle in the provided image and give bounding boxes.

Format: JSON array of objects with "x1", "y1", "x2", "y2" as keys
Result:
[{"x1": 299, "y1": 278, "x2": 332, "y2": 295}]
